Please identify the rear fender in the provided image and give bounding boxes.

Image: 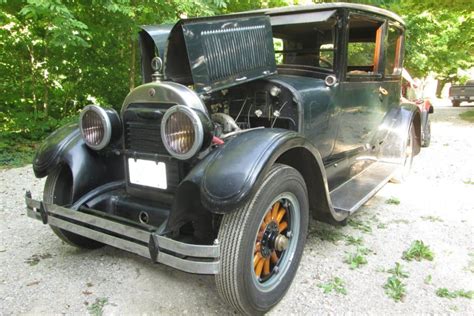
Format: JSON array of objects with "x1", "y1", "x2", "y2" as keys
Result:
[
  {"x1": 379, "y1": 103, "x2": 421, "y2": 163},
  {"x1": 167, "y1": 128, "x2": 345, "y2": 232},
  {"x1": 33, "y1": 124, "x2": 123, "y2": 200}
]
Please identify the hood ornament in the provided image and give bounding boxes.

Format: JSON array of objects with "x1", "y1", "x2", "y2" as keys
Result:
[{"x1": 151, "y1": 56, "x2": 163, "y2": 82}]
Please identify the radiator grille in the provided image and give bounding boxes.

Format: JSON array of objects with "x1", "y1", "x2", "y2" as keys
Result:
[
  {"x1": 125, "y1": 121, "x2": 167, "y2": 155},
  {"x1": 201, "y1": 25, "x2": 272, "y2": 82}
]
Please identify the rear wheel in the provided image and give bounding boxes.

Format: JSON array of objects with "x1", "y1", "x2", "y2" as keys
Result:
[
  {"x1": 452, "y1": 100, "x2": 461, "y2": 107},
  {"x1": 421, "y1": 118, "x2": 431, "y2": 147},
  {"x1": 216, "y1": 164, "x2": 309, "y2": 315},
  {"x1": 43, "y1": 166, "x2": 103, "y2": 249}
]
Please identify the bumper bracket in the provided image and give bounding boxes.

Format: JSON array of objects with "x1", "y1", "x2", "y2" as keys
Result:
[{"x1": 25, "y1": 192, "x2": 220, "y2": 275}]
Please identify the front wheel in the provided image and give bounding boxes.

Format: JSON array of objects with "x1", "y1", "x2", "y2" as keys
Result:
[
  {"x1": 215, "y1": 164, "x2": 309, "y2": 315},
  {"x1": 43, "y1": 166, "x2": 103, "y2": 249}
]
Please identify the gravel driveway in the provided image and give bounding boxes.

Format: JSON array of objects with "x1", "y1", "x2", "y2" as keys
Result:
[{"x1": 1, "y1": 107, "x2": 473, "y2": 315}]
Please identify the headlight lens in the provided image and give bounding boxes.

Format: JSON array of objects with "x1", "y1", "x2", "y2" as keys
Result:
[
  {"x1": 80, "y1": 105, "x2": 120, "y2": 150},
  {"x1": 161, "y1": 105, "x2": 204, "y2": 160}
]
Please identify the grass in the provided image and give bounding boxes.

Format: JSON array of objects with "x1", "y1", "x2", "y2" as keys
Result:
[
  {"x1": 347, "y1": 219, "x2": 372, "y2": 233},
  {"x1": 384, "y1": 276, "x2": 406, "y2": 302},
  {"x1": 344, "y1": 247, "x2": 370, "y2": 269},
  {"x1": 377, "y1": 223, "x2": 387, "y2": 229},
  {"x1": 318, "y1": 277, "x2": 347, "y2": 295},
  {"x1": 0, "y1": 143, "x2": 35, "y2": 169},
  {"x1": 25, "y1": 253, "x2": 52, "y2": 266},
  {"x1": 420, "y1": 215, "x2": 444, "y2": 222},
  {"x1": 402, "y1": 240, "x2": 434, "y2": 261},
  {"x1": 389, "y1": 219, "x2": 410, "y2": 225},
  {"x1": 436, "y1": 288, "x2": 473, "y2": 299},
  {"x1": 309, "y1": 227, "x2": 345, "y2": 244},
  {"x1": 424, "y1": 275, "x2": 432, "y2": 285},
  {"x1": 88, "y1": 297, "x2": 109, "y2": 316},
  {"x1": 387, "y1": 262, "x2": 409, "y2": 278},
  {"x1": 385, "y1": 197, "x2": 400, "y2": 205},
  {"x1": 463, "y1": 178, "x2": 474, "y2": 185},
  {"x1": 459, "y1": 110, "x2": 474, "y2": 123},
  {"x1": 345, "y1": 235, "x2": 364, "y2": 246},
  {"x1": 467, "y1": 253, "x2": 474, "y2": 274}
]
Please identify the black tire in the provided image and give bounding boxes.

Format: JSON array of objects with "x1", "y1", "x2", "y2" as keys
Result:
[
  {"x1": 215, "y1": 164, "x2": 309, "y2": 315},
  {"x1": 391, "y1": 124, "x2": 415, "y2": 183},
  {"x1": 43, "y1": 166, "x2": 103, "y2": 249},
  {"x1": 421, "y1": 118, "x2": 431, "y2": 147},
  {"x1": 452, "y1": 100, "x2": 461, "y2": 107}
]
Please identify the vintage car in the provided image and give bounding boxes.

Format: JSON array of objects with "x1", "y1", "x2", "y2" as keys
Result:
[
  {"x1": 25, "y1": 3, "x2": 422, "y2": 315},
  {"x1": 401, "y1": 69, "x2": 433, "y2": 147}
]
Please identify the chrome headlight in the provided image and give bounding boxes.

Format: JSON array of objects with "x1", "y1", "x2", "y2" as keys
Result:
[
  {"x1": 79, "y1": 105, "x2": 120, "y2": 150},
  {"x1": 161, "y1": 105, "x2": 211, "y2": 160}
]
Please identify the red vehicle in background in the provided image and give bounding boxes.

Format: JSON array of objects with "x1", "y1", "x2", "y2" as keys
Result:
[{"x1": 402, "y1": 69, "x2": 433, "y2": 147}]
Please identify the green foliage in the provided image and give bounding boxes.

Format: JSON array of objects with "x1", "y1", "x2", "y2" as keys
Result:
[
  {"x1": 318, "y1": 277, "x2": 347, "y2": 295},
  {"x1": 384, "y1": 276, "x2": 406, "y2": 302},
  {"x1": 436, "y1": 288, "x2": 473, "y2": 299},
  {"x1": 345, "y1": 235, "x2": 364, "y2": 246},
  {"x1": 402, "y1": 240, "x2": 434, "y2": 261},
  {"x1": 387, "y1": 262, "x2": 409, "y2": 278},
  {"x1": 88, "y1": 297, "x2": 109, "y2": 316},
  {"x1": 348, "y1": 219, "x2": 372, "y2": 233},
  {"x1": 420, "y1": 215, "x2": 444, "y2": 222},
  {"x1": 424, "y1": 274, "x2": 432, "y2": 284},
  {"x1": 459, "y1": 110, "x2": 474, "y2": 123},
  {"x1": 385, "y1": 197, "x2": 400, "y2": 205},
  {"x1": 310, "y1": 227, "x2": 345, "y2": 243},
  {"x1": 344, "y1": 247, "x2": 370, "y2": 269}
]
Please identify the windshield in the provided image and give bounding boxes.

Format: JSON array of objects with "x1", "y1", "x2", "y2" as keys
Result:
[{"x1": 272, "y1": 17, "x2": 336, "y2": 74}]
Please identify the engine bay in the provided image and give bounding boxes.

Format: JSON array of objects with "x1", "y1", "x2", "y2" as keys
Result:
[{"x1": 202, "y1": 80, "x2": 299, "y2": 138}]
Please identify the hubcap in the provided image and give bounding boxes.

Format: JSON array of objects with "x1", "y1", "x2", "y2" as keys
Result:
[{"x1": 252, "y1": 194, "x2": 300, "y2": 289}]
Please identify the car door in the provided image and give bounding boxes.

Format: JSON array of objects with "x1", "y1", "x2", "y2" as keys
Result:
[{"x1": 332, "y1": 14, "x2": 386, "y2": 160}]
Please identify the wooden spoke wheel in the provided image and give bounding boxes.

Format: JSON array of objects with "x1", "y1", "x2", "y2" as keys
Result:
[
  {"x1": 216, "y1": 164, "x2": 308, "y2": 315},
  {"x1": 253, "y1": 200, "x2": 291, "y2": 282}
]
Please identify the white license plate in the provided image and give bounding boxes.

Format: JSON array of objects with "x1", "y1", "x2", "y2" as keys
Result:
[{"x1": 128, "y1": 158, "x2": 167, "y2": 189}]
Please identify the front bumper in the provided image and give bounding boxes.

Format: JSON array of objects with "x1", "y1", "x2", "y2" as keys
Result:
[{"x1": 25, "y1": 192, "x2": 220, "y2": 274}]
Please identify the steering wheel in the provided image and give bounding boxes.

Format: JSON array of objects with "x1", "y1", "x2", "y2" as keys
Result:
[{"x1": 319, "y1": 56, "x2": 333, "y2": 69}]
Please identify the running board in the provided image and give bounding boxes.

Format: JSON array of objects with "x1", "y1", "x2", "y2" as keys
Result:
[{"x1": 330, "y1": 162, "x2": 398, "y2": 215}]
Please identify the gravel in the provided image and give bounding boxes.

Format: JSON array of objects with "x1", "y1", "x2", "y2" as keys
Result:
[{"x1": 1, "y1": 106, "x2": 473, "y2": 315}]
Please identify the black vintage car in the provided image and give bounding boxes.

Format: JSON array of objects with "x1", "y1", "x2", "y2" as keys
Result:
[{"x1": 25, "y1": 3, "x2": 422, "y2": 314}]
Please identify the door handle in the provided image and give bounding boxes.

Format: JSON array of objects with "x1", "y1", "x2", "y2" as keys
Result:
[{"x1": 379, "y1": 87, "x2": 388, "y2": 96}]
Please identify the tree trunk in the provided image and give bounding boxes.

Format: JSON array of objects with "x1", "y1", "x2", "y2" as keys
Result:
[
  {"x1": 43, "y1": 45, "x2": 49, "y2": 117},
  {"x1": 129, "y1": 32, "x2": 136, "y2": 91},
  {"x1": 27, "y1": 46, "x2": 38, "y2": 120}
]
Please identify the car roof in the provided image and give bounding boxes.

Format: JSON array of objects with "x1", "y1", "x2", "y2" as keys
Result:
[{"x1": 183, "y1": 2, "x2": 405, "y2": 26}]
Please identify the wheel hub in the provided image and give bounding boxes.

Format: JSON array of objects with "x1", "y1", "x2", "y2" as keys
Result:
[{"x1": 253, "y1": 200, "x2": 291, "y2": 281}]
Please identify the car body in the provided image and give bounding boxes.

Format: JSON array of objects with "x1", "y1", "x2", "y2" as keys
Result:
[
  {"x1": 449, "y1": 79, "x2": 474, "y2": 107},
  {"x1": 25, "y1": 3, "x2": 421, "y2": 314},
  {"x1": 402, "y1": 68, "x2": 433, "y2": 147}
]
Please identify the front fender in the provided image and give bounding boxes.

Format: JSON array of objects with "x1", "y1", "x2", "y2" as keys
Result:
[
  {"x1": 176, "y1": 128, "x2": 329, "y2": 214},
  {"x1": 33, "y1": 124, "x2": 123, "y2": 200}
]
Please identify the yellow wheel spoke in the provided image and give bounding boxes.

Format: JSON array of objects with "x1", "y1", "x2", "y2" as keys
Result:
[
  {"x1": 271, "y1": 251, "x2": 279, "y2": 264},
  {"x1": 271, "y1": 201, "x2": 280, "y2": 220},
  {"x1": 279, "y1": 220, "x2": 288, "y2": 232},
  {"x1": 254, "y1": 242, "x2": 261, "y2": 254},
  {"x1": 255, "y1": 258, "x2": 264, "y2": 277},
  {"x1": 264, "y1": 209, "x2": 272, "y2": 224},
  {"x1": 254, "y1": 253, "x2": 262, "y2": 267},
  {"x1": 276, "y1": 207, "x2": 286, "y2": 223},
  {"x1": 263, "y1": 258, "x2": 270, "y2": 276}
]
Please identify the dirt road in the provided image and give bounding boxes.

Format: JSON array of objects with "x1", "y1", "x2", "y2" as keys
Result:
[{"x1": 1, "y1": 107, "x2": 473, "y2": 314}]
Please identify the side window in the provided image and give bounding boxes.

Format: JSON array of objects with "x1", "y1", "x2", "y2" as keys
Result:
[
  {"x1": 384, "y1": 25, "x2": 403, "y2": 76},
  {"x1": 346, "y1": 15, "x2": 383, "y2": 77},
  {"x1": 319, "y1": 44, "x2": 334, "y2": 69}
]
